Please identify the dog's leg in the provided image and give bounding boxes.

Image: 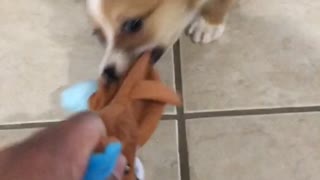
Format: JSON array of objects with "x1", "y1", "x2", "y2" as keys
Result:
[{"x1": 187, "y1": 0, "x2": 234, "y2": 43}]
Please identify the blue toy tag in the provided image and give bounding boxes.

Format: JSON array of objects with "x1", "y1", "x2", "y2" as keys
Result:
[
  {"x1": 60, "y1": 81, "x2": 98, "y2": 113},
  {"x1": 84, "y1": 143, "x2": 122, "y2": 180}
]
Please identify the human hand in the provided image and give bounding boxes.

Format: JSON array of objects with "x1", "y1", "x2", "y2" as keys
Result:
[{"x1": 0, "y1": 112, "x2": 126, "y2": 180}]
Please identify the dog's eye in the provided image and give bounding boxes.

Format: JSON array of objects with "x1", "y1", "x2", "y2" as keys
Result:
[{"x1": 122, "y1": 19, "x2": 143, "y2": 33}]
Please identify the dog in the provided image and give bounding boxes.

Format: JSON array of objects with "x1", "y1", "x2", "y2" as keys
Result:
[{"x1": 86, "y1": 0, "x2": 235, "y2": 81}]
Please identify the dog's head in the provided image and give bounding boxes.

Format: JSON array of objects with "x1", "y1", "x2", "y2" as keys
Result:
[{"x1": 87, "y1": 0, "x2": 196, "y2": 81}]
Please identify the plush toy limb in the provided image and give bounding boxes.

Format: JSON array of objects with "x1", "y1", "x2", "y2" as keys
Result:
[
  {"x1": 131, "y1": 81, "x2": 181, "y2": 105},
  {"x1": 122, "y1": 141, "x2": 138, "y2": 180},
  {"x1": 137, "y1": 102, "x2": 164, "y2": 146},
  {"x1": 89, "y1": 79, "x2": 119, "y2": 111}
]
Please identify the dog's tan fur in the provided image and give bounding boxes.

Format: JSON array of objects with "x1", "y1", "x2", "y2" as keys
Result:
[{"x1": 87, "y1": 0, "x2": 234, "y2": 78}]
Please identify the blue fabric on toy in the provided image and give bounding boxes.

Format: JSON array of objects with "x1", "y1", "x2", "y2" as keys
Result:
[
  {"x1": 60, "y1": 81, "x2": 98, "y2": 113},
  {"x1": 84, "y1": 143, "x2": 122, "y2": 180}
]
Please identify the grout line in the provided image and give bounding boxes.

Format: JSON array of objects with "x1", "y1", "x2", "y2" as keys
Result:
[
  {"x1": 162, "y1": 114, "x2": 179, "y2": 120},
  {"x1": 0, "y1": 121, "x2": 59, "y2": 130},
  {"x1": 3, "y1": 105, "x2": 320, "y2": 130},
  {"x1": 173, "y1": 41, "x2": 191, "y2": 180},
  {"x1": 184, "y1": 106, "x2": 320, "y2": 119}
]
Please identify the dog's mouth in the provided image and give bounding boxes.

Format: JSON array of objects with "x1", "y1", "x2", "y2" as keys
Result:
[
  {"x1": 150, "y1": 47, "x2": 165, "y2": 63},
  {"x1": 102, "y1": 65, "x2": 119, "y2": 82},
  {"x1": 136, "y1": 46, "x2": 165, "y2": 63},
  {"x1": 102, "y1": 47, "x2": 165, "y2": 83}
]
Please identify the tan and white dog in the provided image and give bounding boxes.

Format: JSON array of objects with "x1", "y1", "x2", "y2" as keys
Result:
[{"x1": 86, "y1": 0, "x2": 235, "y2": 81}]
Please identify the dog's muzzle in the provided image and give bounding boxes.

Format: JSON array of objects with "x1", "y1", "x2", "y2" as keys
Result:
[
  {"x1": 102, "y1": 47, "x2": 165, "y2": 83},
  {"x1": 151, "y1": 47, "x2": 165, "y2": 63}
]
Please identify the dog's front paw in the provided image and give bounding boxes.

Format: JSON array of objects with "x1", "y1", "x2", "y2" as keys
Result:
[{"x1": 187, "y1": 16, "x2": 225, "y2": 44}]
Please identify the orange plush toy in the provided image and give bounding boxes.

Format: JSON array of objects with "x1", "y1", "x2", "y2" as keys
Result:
[{"x1": 88, "y1": 53, "x2": 181, "y2": 180}]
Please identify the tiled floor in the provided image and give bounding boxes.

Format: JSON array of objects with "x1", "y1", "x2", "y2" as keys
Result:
[{"x1": 1, "y1": 0, "x2": 320, "y2": 179}]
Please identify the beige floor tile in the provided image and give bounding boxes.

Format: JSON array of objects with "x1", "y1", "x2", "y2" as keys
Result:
[
  {"x1": 0, "y1": 0, "x2": 175, "y2": 124},
  {"x1": 181, "y1": 0, "x2": 320, "y2": 112},
  {"x1": 187, "y1": 112, "x2": 320, "y2": 180},
  {"x1": 0, "y1": 121, "x2": 179, "y2": 180},
  {"x1": 139, "y1": 120, "x2": 180, "y2": 180}
]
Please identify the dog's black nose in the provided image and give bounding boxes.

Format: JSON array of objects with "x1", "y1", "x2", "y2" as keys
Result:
[
  {"x1": 102, "y1": 66, "x2": 119, "y2": 82},
  {"x1": 151, "y1": 47, "x2": 165, "y2": 63}
]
